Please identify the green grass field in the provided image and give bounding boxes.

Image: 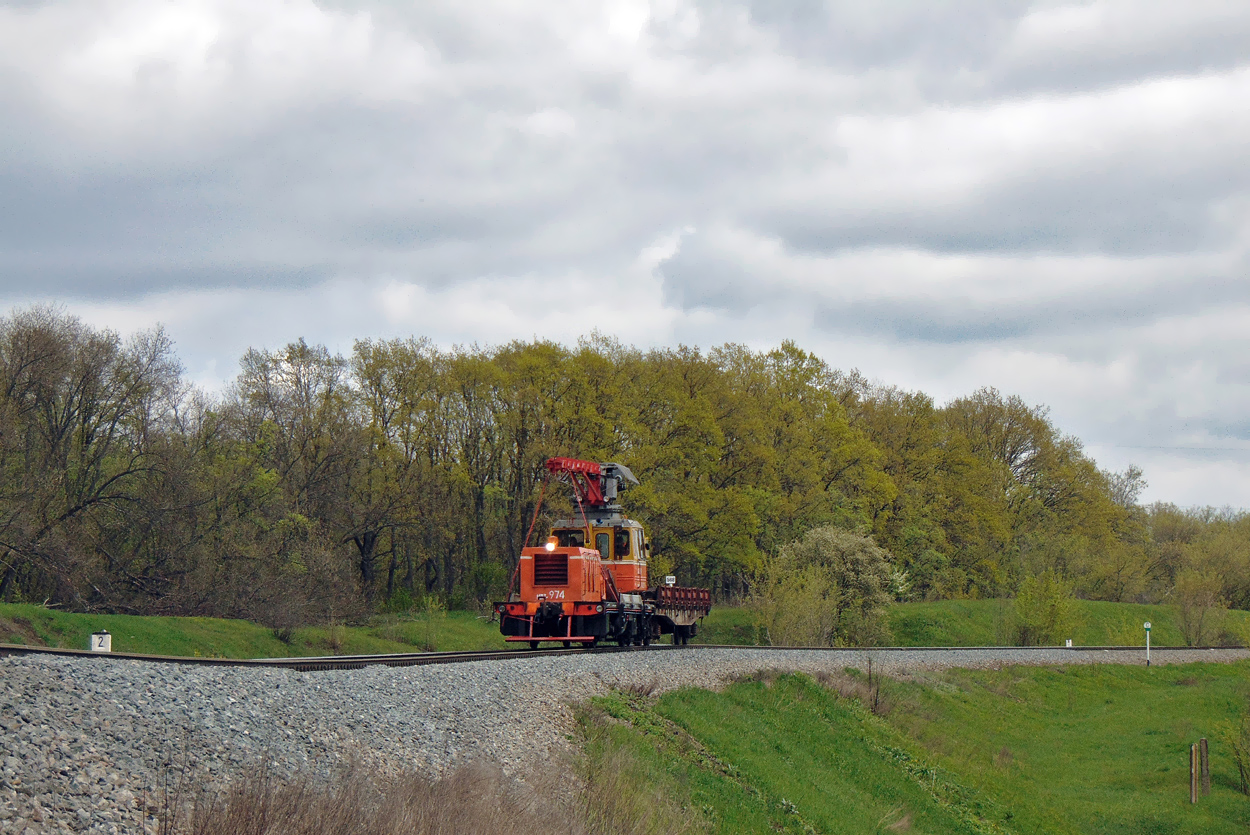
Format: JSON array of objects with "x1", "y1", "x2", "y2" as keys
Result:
[
  {"x1": 4, "y1": 598, "x2": 1248, "y2": 658},
  {"x1": 585, "y1": 676, "x2": 987, "y2": 834},
  {"x1": 586, "y1": 661, "x2": 1250, "y2": 835},
  {"x1": 884, "y1": 661, "x2": 1250, "y2": 834},
  {"x1": 692, "y1": 599, "x2": 1250, "y2": 648},
  {"x1": 691, "y1": 604, "x2": 763, "y2": 645},
  {"x1": 887, "y1": 599, "x2": 1250, "y2": 648},
  {"x1": 0, "y1": 603, "x2": 507, "y2": 657}
]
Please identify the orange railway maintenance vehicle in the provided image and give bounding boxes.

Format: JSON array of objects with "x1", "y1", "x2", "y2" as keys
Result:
[{"x1": 495, "y1": 457, "x2": 711, "y2": 648}]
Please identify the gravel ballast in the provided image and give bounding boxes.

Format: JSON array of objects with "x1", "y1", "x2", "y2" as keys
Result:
[{"x1": 2, "y1": 645, "x2": 1247, "y2": 834}]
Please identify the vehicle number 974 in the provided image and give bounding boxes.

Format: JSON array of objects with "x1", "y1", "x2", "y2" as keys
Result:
[{"x1": 546, "y1": 590, "x2": 565, "y2": 599}]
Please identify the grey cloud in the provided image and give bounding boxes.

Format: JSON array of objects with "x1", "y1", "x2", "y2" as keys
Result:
[
  {"x1": 659, "y1": 225, "x2": 1250, "y2": 344},
  {"x1": 742, "y1": 1, "x2": 1250, "y2": 100},
  {"x1": 767, "y1": 156, "x2": 1249, "y2": 258},
  {"x1": 742, "y1": 1, "x2": 1024, "y2": 75},
  {"x1": 4, "y1": 0, "x2": 1250, "y2": 504},
  {"x1": 808, "y1": 286, "x2": 1226, "y2": 345},
  {"x1": 5, "y1": 0, "x2": 1246, "y2": 299},
  {"x1": 2, "y1": 98, "x2": 650, "y2": 295}
]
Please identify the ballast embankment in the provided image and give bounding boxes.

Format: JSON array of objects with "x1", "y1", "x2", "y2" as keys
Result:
[{"x1": 2, "y1": 645, "x2": 1247, "y2": 834}]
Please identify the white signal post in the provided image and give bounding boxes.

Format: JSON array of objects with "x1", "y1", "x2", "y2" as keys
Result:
[{"x1": 1144, "y1": 621, "x2": 1151, "y2": 667}]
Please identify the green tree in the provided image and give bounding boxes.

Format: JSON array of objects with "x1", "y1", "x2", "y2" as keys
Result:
[
  {"x1": 752, "y1": 525, "x2": 894, "y2": 647},
  {"x1": 1013, "y1": 570, "x2": 1078, "y2": 646}
]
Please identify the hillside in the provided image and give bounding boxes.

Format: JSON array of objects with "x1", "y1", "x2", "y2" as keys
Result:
[
  {"x1": 589, "y1": 663, "x2": 1250, "y2": 834},
  {"x1": 6, "y1": 600, "x2": 1248, "y2": 657},
  {"x1": 696, "y1": 600, "x2": 1250, "y2": 648},
  {"x1": 0, "y1": 603, "x2": 506, "y2": 657}
]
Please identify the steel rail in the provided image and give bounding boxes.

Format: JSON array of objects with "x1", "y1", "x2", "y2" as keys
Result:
[
  {"x1": 1, "y1": 641, "x2": 1242, "y2": 673},
  {"x1": 0, "y1": 642, "x2": 686, "y2": 672},
  {"x1": 689, "y1": 644, "x2": 1246, "y2": 652}
]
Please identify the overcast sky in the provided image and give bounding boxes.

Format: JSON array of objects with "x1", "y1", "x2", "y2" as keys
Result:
[{"x1": 3, "y1": 0, "x2": 1249, "y2": 506}]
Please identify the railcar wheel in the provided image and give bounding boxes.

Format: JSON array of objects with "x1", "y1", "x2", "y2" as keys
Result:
[
  {"x1": 529, "y1": 641, "x2": 540, "y2": 650},
  {"x1": 563, "y1": 641, "x2": 572, "y2": 648}
]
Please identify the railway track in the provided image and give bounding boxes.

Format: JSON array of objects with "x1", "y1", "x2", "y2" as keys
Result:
[
  {"x1": 0, "y1": 641, "x2": 1236, "y2": 672},
  {"x1": 0, "y1": 641, "x2": 686, "y2": 671}
]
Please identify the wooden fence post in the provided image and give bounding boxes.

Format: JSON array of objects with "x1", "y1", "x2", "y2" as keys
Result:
[
  {"x1": 1191, "y1": 743, "x2": 1199, "y2": 804},
  {"x1": 1200, "y1": 738, "x2": 1210, "y2": 796}
]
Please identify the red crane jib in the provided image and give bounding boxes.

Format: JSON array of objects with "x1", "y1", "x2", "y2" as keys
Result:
[{"x1": 545, "y1": 457, "x2": 606, "y2": 506}]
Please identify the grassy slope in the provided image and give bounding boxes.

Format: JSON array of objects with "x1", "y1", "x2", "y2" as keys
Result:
[
  {"x1": 587, "y1": 677, "x2": 989, "y2": 835},
  {"x1": 4, "y1": 597, "x2": 1247, "y2": 658},
  {"x1": 883, "y1": 660, "x2": 1250, "y2": 834},
  {"x1": 691, "y1": 605, "x2": 762, "y2": 646},
  {"x1": 695, "y1": 600, "x2": 1250, "y2": 647},
  {"x1": 887, "y1": 599, "x2": 1250, "y2": 648},
  {"x1": 589, "y1": 662, "x2": 1250, "y2": 835},
  {"x1": 0, "y1": 604, "x2": 506, "y2": 656}
]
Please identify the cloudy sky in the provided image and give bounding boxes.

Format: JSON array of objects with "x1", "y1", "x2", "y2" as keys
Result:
[{"x1": 2, "y1": 0, "x2": 1249, "y2": 506}]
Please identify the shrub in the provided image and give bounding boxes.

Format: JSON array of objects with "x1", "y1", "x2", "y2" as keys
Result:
[
  {"x1": 1013, "y1": 571, "x2": 1077, "y2": 646},
  {"x1": 751, "y1": 526, "x2": 893, "y2": 647},
  {"x1": 1174, "y1": 568, "x2": 1227, "y2": 647},
  {"x1": 1222, "y1": 700, "x2": 1250, "y2": 796},
  {"x1": 419, "y1": 595, "x2": 446, "y2": 652}
]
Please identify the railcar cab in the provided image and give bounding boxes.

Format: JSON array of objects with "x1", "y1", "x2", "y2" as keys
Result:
[
  {"x1": 497, "y1": 459, "x2": 657, "y2": 647},
  {"x1": 550, "y1": 519, "x2": 649, "y2": 593}
]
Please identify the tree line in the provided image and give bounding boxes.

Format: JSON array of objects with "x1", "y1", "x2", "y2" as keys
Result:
[{"x1": 0, "y1": 306, "x2": 1244, "y2": 629}]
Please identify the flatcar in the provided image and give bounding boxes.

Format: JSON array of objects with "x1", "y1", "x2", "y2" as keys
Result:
[{"x1": 495, "y1": 457, "x2": 711, "y2": 647}]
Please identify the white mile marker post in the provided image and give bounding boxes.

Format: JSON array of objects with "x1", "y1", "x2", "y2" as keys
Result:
[{"x1": 1144, "y1": 621, "x2": 1151, "y2": 667}]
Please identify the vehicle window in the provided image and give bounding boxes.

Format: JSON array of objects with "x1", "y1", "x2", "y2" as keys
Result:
[
  {"x1": 595, "y1": 532, "x2": 610, "y2": 558},
  {"x1": 614, "y1": 528, "x2": 631, "y2": 557},
  {"x1": 555, "y1": 529, "x2": 584, "y2": 548}
]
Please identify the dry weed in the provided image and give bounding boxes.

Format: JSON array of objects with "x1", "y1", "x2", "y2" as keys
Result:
[
  {"x1": 812, "y1": 670, "x2": 893, "y2": 716},
  {"x1": 582, "y1": 745, "x2": 698, "y2": 835},
  {"x1": 169, "y1": 741, "x2": 696, "y2": 835},
  {"x1": 880, "y1": 808, "x2": 912, "y2": 832},
  {"x1": 175, "y1": 760, "x2": 580, "y2": 835},
  {"x1": 622, "y1": 678, "x2": 660, "y2": 698}
]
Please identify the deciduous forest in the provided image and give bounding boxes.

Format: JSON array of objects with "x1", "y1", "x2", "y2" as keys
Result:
[{"x1": 1, "y1": 306, "x2": 1245, "y2": 635}]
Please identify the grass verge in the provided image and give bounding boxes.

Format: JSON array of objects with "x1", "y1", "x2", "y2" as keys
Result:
[
  {"x1": 0, "y1": 604, "x2": 506, "y2": 657},
  {"x1": 165, "y1": 737, "x2": 694, "y2": 835},
  {"x1": 585, "y1": 675, "x2": 1003, "y2": 834},
  {"x1": 584, "y1": 661, "x2": 1250, "y2": 835},
  {"x1": 887, "y1": 599, "x2": 1250, "y2": 648},
  {"x1": 700, "y1": 600, "x2": 1250, "y2": 647},
  {"x1": 5, "y1": 598, "x2": 1248, "y2": 659},
  {"x1": 882, "y1": 660, "x2": 1250, "y2": 834}
]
